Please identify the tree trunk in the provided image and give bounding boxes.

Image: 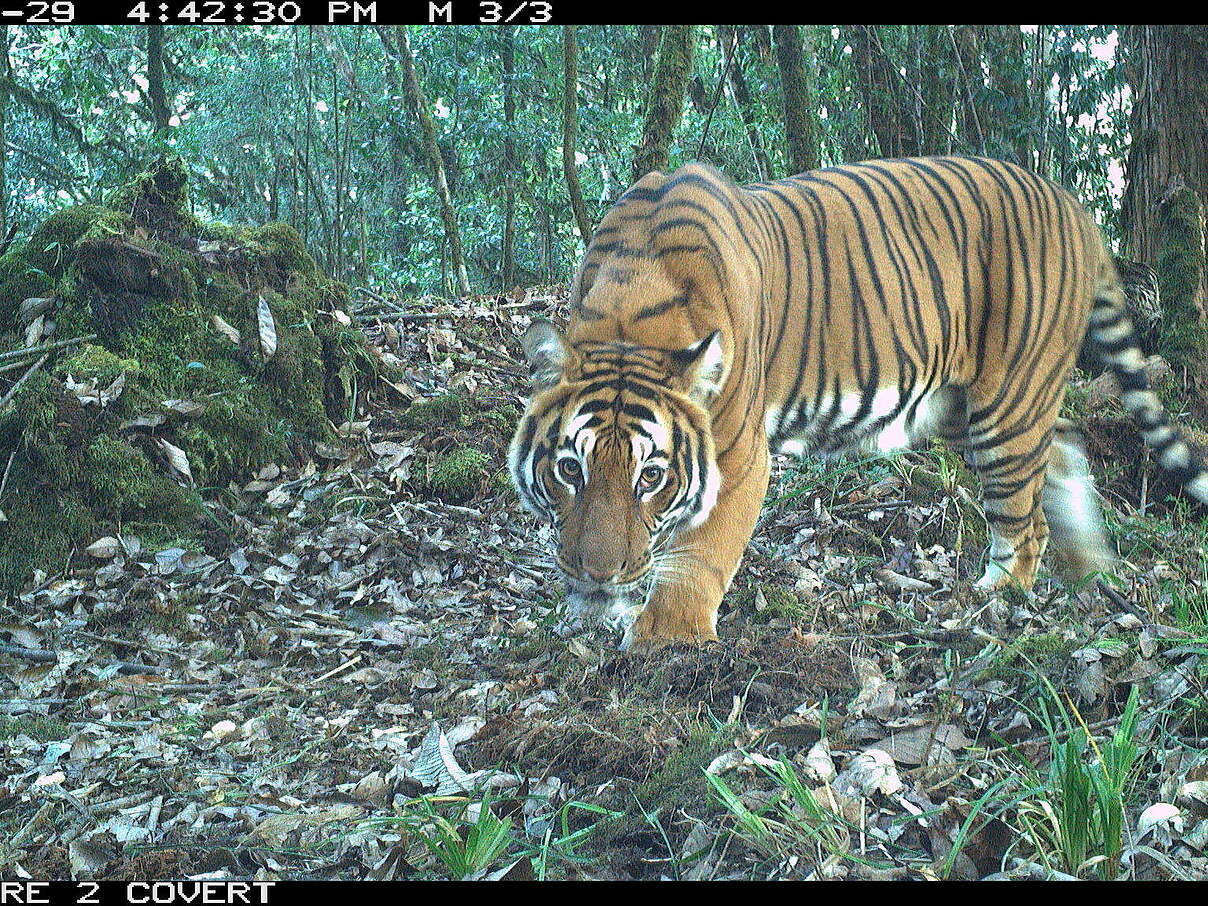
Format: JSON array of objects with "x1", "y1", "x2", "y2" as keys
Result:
[
  {"x1": 1120, "y1": 26, "x2": 1208, "y2": 400},
  {"x1": 918, "y1": 26, "x2": 957, "y2": 156},
  {"x1": 501, "y1": 24, "x2": 516, "y2": 289},
  {"x1": 772, "y1": 25, "x2": 819, "y2": 174},
  {"x1": 983, "y1": 25, "x2": 1031, "y2": 165},
  {"x1": 1121, "y1": 27, "x2": 1208, "y2": 282},
  {"x1": 632, "y1": 25, "x2": 695, "y2": 182},
  {"x1": 639, "y1": 25, "x2": 660, "y2": 86},
  {"x1": 1154, "y1": 182, "x2": 1208, "y2": 398},
  {"x1": 717, "y1": 25, "x2": 771, "y2": 180},
  {"x1": 562, "y1": 27, "x2": 593, "y2": 245},
  {"x1": 849, "y1": 26, "x2": 912, "y2": 158},
  {"x1": 952, "y1": 25, "x2": 986, "y2": 154},
  {"x1": 378, "y1": 26, "x2": 471, "y2": 297},
  {"x1": 0, "y1": 25, "x2": 8, "y2": 234},
  {"x1": 145, "y1": 25, "x2": 170, "y2": 135}
]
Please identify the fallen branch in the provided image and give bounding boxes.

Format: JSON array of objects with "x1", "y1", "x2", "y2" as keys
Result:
[
  {"x1": 0, "y1": 643, "x2": 169, "y2": 676},
  {"x1": 0, "y1": 353, "x2": 49, "y2": 410},
  {"x1": 0, "y1": 333, "x2": 97, "y2": 362}
]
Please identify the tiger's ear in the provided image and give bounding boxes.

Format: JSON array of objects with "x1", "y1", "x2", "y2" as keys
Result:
[
  {"x1": 670, "y1": 330, "x2": 725, "y2": 404},
  {"x1": 521, "y1": 319, "x2": 570, "y2": 391}
]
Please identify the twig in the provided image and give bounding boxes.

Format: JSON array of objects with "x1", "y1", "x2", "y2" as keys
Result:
[
  {"x1": 0, "y1": 449, "x2": 15, "y2": 500},
  {"x1": 1097, "y1": 578, "x2": 1147, "y2": 620},
  {"x1": 11, "y1": 801, "x2": 54, "y2": 847},
  {"x1": 357, "y1": 310, "x2": 453, "y2": 324},
  {"x1": 0, "y1": 333, "x2": 96, "y2": 362},
  {"x1": 313, "y1": 654, "x2": 362, "y2": 683},
  {"x1": 0, "y1": 643, "x2": 169, "y2": 675},
  {"x1": 0, "y1": 353, "x2": 48, "y2": 410}
]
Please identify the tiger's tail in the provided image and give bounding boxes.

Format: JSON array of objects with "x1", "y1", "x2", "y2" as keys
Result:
[
  {"x1": 1042, "y1": 267, "x2": 1208, "y2": 584},
  {"x1": 1088, "y1": 272, "x2": 1208, "y2": 504}
]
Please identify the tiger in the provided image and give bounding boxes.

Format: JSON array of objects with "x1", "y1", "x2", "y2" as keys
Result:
[{"x1": 508, "y1": 156, "x2": 1208, "y2": 649}]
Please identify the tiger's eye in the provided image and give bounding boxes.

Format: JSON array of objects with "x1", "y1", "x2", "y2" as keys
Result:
[
  {"x1": 558, "y1": 458, "x2": 583, "y2": 484},
  {"x1": 638, "y1": 464, "x2": 665, "y2": 491}
]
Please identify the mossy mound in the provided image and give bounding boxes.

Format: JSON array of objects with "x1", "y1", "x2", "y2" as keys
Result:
[
  {"x1": 0, "y1": 156, "x2": 375, "y2": 593},
  {"x1": 422, "y1": 445, "x2": 490, "y2": 503},
  {"x1": 732, "y1": 582, "x2": 808, "y2": 622}
]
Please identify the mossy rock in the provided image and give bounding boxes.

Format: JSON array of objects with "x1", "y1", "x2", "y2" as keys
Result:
[
  {"x1": 107, "y1": 154, "x2": 199, "y2": 237},
  {"x1": 0, "y1": 155, "x2": 375, "y2": 592},
  {"x1": 732, "y1": 582, "x2": 807, "y2": 622},
  {"x1": 0, "y1": 205, "x2": 131, "y2": 327},
  {"x1": 423, "y1": 445, "x2": 490, "y2": 503}
]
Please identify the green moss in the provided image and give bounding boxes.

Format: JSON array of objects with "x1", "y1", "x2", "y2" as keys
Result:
[
  {"x1": 83, "y1": 434, "x2": 197, "y2": 519},
  {"x1": 732, "y1": 582, "x2": 807, "y2": 622},
  {"x1": 0, "y1": 715, "x2": 71, "y2": 742},
  {"x1": 55, "y1": 344, "x2": 142, "y2": 384},
  {"x1": 0, "y1": 477, "x2": 99, "y2": 593},
  {"x1": 106, "y1": 154, "x2": 202, "y2": 236},
  {"x1": 424, "y1": 445, "x2": 489, "y2": 502},
  {"x1": 249, "y1": 222, "x2": 318, "y2": 278},
  {"x1": 1156, "y1": 185, "x2": 1208, "y2": 380},
  {"x1": 597, "y1": 721, "x2": 738, "y2": 850},
  {"x1": 401, "y1": 392, "x2": 469, "y2": 429},
  {"x1": 0, "y1": 246, "x2": 54, "y2": 327},
  {"x1": 481, "y1": 405, "x2": 521, "y2": 439},
  {"x1": 977, "y1": 631, "x2": 1078, "y2": 682},
  {"x1": 0, "y1": 157, "x2": 375, "y2": 593},
  {"x1": 491, "y1": 469, "x2": 516, "y2": 498}
]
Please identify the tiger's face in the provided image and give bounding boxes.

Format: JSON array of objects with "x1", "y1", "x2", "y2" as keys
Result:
[{"x1": 509, "y1": 320, "x2": 724, "y2": 602}]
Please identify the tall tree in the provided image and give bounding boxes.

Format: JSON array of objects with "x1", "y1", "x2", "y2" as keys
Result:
[
  {"x1": 917, "y1": 26, "x2": 957, "y2": 156},
  {"x1": 561, "y1": 26, "x2": 592, "y2": 245},
  {"x1": 0, "y1": 25, "x2": 8, "y2": 235},
  {"x1": 145, "y1": 25, "x2": 170, "y2": 135},
  {"x1": 982, "y1": 25, "x2": 1033, "y2": 165},
  {"x1": 1120, "y1": 26, "x2": 1208, "y2": 397},
  {"x1": 772, "y1": 24, "x2": 818, "y2": 174},
  {"x1": 717, "y1": 25, "x2": 771, "y2": 180},
  {"x1": 849, "y1": 25, "x2": 912, "y2": 158},
  {"x1": 632, "y1": 25, "x2": 695, "y2": 182},
  {"x1": 952, "y1": 25, "x2": 986, "y2": 154},
  {"x1": 377, "y1": 26, "x2": 471, "y2": 296},
  {"x1": 501, "y1": 24, "x2": 516, "y2": 289}
]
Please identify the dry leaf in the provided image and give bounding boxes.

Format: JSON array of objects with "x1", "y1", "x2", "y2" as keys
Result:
[
  {"x1": 835, "y1": 748, "x2": 904, "y2": 798},
  {"x1": 257, "y1": 295, "x2": 278, "y2": 358},
  {"x1": 211, "y1": 313, "x2": 241, "y2": 345},
  {"x1": 157, "y1": 438, "x2": 193, "y2": 484},
  {"x1": 85, "y1": 537, "x2": 122, "y2": 559}
]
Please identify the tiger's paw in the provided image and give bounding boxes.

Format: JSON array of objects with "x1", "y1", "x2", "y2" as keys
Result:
[
  {"x1": 973, "y1": 561, "x2": 1035, "y2": 595},
  {"x1": 619, "y1": 604, "x2": 719, "y2": 652}
]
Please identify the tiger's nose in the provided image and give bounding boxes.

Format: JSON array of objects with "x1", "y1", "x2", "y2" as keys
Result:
[{"x1": 583, "y1": 564, "x2": 617, "y2": 582}]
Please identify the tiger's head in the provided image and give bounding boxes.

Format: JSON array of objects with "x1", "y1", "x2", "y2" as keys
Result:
[{"x1": 509, "y1": 319, "x2": 725, "y2": 603}]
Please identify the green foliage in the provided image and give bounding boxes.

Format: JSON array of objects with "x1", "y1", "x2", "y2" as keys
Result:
[
  {"x1": 708, "y1": 753, "x2": 879, "y2": 873},
  {"x1": 732, "y1": 582, "x2": 807, "y2": 622},
  {"x1": 400, "y1": 392, "x2": 469, "y2": 429},
  {"x1": 2, "y1": 26, "x2": 1136, "y2": 295},
  {"x1": 1010, "y1": 685, "x2": 1142, "y2": 880},
  {"x1": 402, "y1": 795, "x2": 516, "y2": 880},
  {"x1": 978, "y1": 631, "x2": 1079, "y2": 682}
]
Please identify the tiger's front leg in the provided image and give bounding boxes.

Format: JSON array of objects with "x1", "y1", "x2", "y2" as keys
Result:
[{"x1": 623, "y1": 444, "x2": 769, "y2": 649}]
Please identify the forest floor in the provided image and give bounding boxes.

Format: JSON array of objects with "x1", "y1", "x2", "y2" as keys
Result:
[{"x1": 3, "y1": 286, "x2": 1208, "y2": 880}]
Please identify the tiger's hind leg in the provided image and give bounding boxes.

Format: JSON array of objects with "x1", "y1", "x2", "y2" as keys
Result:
[
  {"x1": 965, "y1": 395, "x2": 1060, "y2": 591},
  {"x1": 1041, "y1": 419, "x2": 1117, "y2": 584}
]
